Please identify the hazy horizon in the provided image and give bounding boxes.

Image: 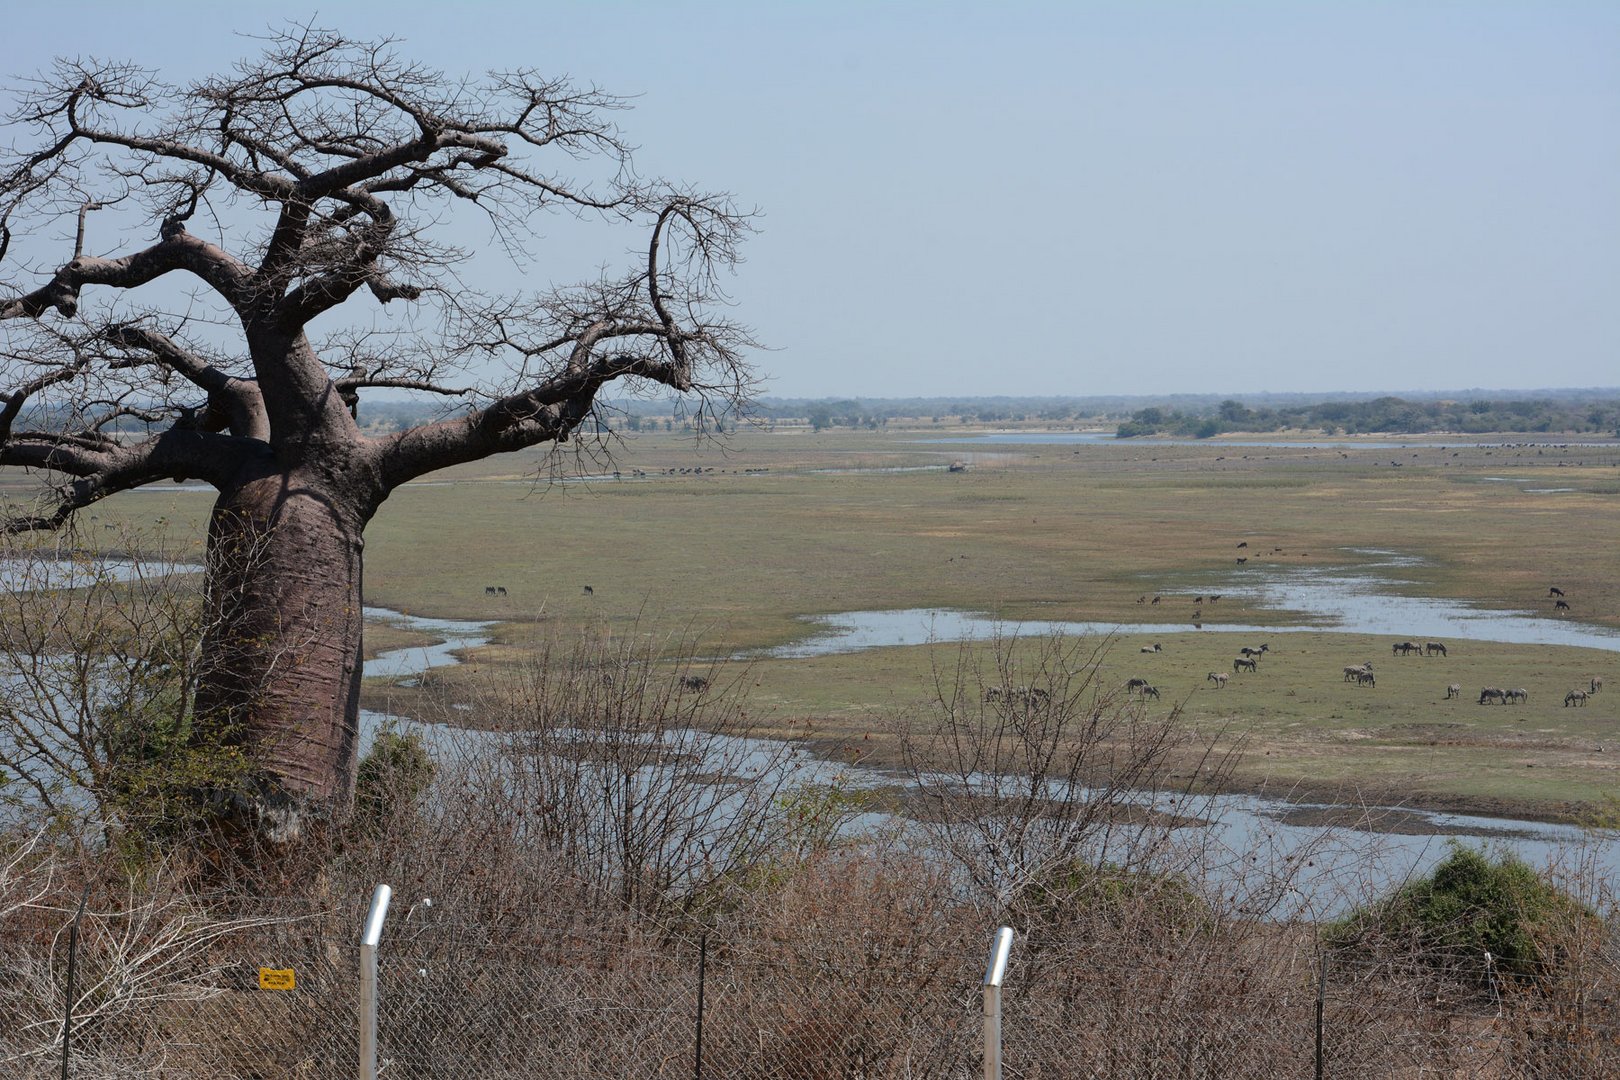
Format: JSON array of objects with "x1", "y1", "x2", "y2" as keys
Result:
[{"x1": 5, "y1": 2, "x2": 1617, "y2": 399}]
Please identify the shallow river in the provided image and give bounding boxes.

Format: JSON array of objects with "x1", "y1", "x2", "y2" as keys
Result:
[{"x1": 359, "y1": 583, "x2": 1619, "y2": 917}]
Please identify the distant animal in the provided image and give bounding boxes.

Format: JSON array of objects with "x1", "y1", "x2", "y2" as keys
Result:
[
  {"x1": 1193, "y1": 596, "x2": 1205, "y2": 605},
  {"x1": 1479, "y1": 687, "x2": 1507, "y2": 705},
  {"x1": 485, "y1": 586, "x2": 497, "y2": 596},
  {"x1": 983, "y1": 687, "x2": 1005, "y2": 703},
  {"x1": 1591, "y1": 677, "x2": 1604, "y2": 694},
  {"x1": 1239, "y1": 645, "x2": 1268, "y2": 658},
  {"x1": 1564, "y1": 689, "x2": 1588, "y2": 707},
  {"x1": 1505, "y1": 688, "x2": 1527, "y2": 704},
  {"x1": 1151, "y1": 595, "x2": 1161, "y2": 605},
  {"x1": 681, "y1": 675, "x2": 710, "y2": 692},
  {"x1": 1137, "y1": 595, "x2": 1147, "y2": 604},
  {"x1": 1549, "y1": 587, "x2": 1564, "y2": 598},
  {"x1": 1125, "y1": 678, "x2": 1150, "y2": 691},
  {"x1": 1233, "y1": 657, "x2": 1257, "y2": 673},
  {"x1": 1207, "y1": 672, "x2": 1228, "y2": 688},
  {"x1": 496, "y1": 586, "x2": 507, "y2": 597},
  {"x1": 1554, "y1": 600, "x2": 1570, "y2": 612},
  {"x1": 1425, "y1": 641, "x2": 1447, "y2": 657},
  {"x1": 1139, "y1": 685, "x2": 1160, "y2": 700},
  {"x1": 1140, "y1": 643, "x2": 1162, "y2": 654},
  {"x1": 1236, "y1": 557, "x2": 1248, "y2": 565},
  {"x1": 1236, "y1": 542, "x2": 1248, "y2": 548},
  {"x1": 1343, "y1": 665, "x2": 1371, "y2": 682},
  {"x1": 1393, "y1": 641, "x2": 1420, "y2": 657},
  {"x1": 1208, "y1": 594, "x2": 1221, "y2": 603},
  {"x1": 1446, "y1": 683, "x2": 1461, "y2": 700},
  {"x1": 1355, "y1": 671, "x2": 1376, "y2": 687},
  {"x1": 1012, "y1": 687, "x2": 1051, "y2": 707},
  {"x1": 582, "y1": 585, "x2": 595, "y2": 596}
]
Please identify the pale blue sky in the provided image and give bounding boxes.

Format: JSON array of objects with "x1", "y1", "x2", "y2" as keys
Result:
[{"x1": 4, "y1": 2, "x2": 1616, "y2": 398}]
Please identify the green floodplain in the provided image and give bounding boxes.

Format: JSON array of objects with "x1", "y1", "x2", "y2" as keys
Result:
[{"x1": 53, "y1": 423, "x2": 1620, "y2": 823}]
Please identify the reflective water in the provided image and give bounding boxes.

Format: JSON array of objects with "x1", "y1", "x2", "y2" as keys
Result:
[
  {"x1": 758, "y1": 551, "x2": 1620, "y2": 658},
  {"x1": 359, "y1": 604, "x2": 1616, "y2": 914},
  {"x1": 915, "y1": 432, "x2": 1617, "y2": 449}
]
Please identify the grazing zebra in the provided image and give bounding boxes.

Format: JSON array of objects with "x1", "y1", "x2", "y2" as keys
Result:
[
  {"x1": 1012, "y1": 687, "x2": 1051, "y2": 707},
  {"x1": 582, "y1": 584, "x2": 595, "y2": 596},
  {"x1": 1393, "y1": 641, "x2": 1421, "y2": 657},
  {"x1": 1234, "y1": 657, "x2": 1257, "y2": 673},
  {"x1": 1140, "y1": 685, "x2": 1160, "y2": 700},
  {"x1": 1126, "y1": 678, "x2": 1150, "y2": 692},
  {"x1": 484, "y1": 586, "x2": 497, "y2": 596},
  {"x1": 1505, "y1": 688, "x2": 1528, "y2": 704},
  {"x1": 1446, "y1": 684, "x2": 1461, "y2": 700},
  {"x1": 1592, "y1": 677, "x2": 1605, "y2": 694},
  {"x1": 1355, "y1": 671, "x2": 1376, "y2": 687},
  {"x1": 1564, "y1": 689, "x2": 1589, "y2": 707},
  {"x1": 1239, "y1": 645, "x2": 1268, "y2": 658},
  {"x1": 1425, "y1": 642, "x2": 1447, "y2": 657},
  {"x1": 1207, "y1": 672, "x2": 1228, "y2": 688},
  {"x1": 1343, "y1": 665, "x2": 1371, "y2": 682},
  {"x1": 1479, "y1": 687, "x2": 1507, "y2": 705}
]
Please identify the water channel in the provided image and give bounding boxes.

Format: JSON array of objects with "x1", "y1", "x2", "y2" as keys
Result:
[
  {"x1": 354, "y1": 559, "x2": 1619, "y2": 917},
  {"x1": 5, "y1": 554, "x2": 1615, "y2": 914}
]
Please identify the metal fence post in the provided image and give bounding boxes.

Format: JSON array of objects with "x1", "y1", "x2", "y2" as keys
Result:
[
  {"x1": 1314, "y1": 952, "x2": 1327, "y2": 1080},
  {"x1": 359, "y1": 884, "x2": 392, "y2": 1080},
  {"x1": 983, "y1": 926, "x2": 1014, "y2": 1080},
  {"x1": 694, "y1": 933, "x2": 708, "y2": 1080},
  {"x1": 60, "y1": 886, "x2": 90, "y2": 1080}
]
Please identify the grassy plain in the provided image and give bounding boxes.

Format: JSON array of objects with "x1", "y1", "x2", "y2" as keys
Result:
[{"x1": 36, "y1": 423, "x2": 1620, "y2": 819}]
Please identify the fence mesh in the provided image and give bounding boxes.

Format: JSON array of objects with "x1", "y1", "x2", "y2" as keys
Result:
[{"x1": 4, "y1": 897, "x2": 1618, "y2": 1078}]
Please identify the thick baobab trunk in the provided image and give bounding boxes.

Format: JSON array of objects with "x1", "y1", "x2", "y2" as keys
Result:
[{"x1": 195, "y1": 463, "x2": 372, "y2": 838}]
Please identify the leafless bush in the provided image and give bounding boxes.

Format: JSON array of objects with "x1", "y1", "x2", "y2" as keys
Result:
[
  {"x1": 900, "y1": 630, "x2": 1242, "y2": 917},
  {"x1": 0, "y1": 528, "x2": 290, "y2": 852}
]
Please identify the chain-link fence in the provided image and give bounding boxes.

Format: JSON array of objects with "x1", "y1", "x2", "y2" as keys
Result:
[{"x1": 4, "y1": 888, "x2": 1618, "y2": 1078}]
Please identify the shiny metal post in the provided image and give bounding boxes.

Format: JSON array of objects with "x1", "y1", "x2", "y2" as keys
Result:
[
  {"x1": 983, "y1": 926, "x2": 1014, "y2": 1080},
  {"x1": 359, "y1": 884, "x2": 392, "y2": 1080}
]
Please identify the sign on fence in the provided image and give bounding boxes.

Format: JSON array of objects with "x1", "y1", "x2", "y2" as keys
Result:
[{"x1": 258, "y1": 967, "x2": 297, "y2": 991}]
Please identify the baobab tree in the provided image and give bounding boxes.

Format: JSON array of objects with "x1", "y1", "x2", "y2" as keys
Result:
[{"x1": 0, "y1": 28, "x2": 754, "y2": 841}]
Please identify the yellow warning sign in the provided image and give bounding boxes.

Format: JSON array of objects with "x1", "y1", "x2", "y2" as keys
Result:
[{"x1": 258, "y1": 968, "x2": 296, "y2": 991}]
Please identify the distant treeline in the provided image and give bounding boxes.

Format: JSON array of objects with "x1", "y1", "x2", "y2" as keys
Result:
[
  {"x1": 1114, "y1": 397, "x2": 1620, "y2": 439},
  {"x1": 23, "y1": 389, "x2": 1620, "y2": 438}
]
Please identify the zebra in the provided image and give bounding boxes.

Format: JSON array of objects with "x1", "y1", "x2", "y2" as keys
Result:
[
  {"x1": 1505, "y1": 688, "x2": 1528, "y2": 704},
  {"x1": 1425, "y1": 642, "x2": 1447, "y2": 657},
  {"x1": 1234, "y1": 657, "x2": 1257, "y2": 673},
  {"x1": 1564, "y1": 689, "x2": 1589, "y2": 707},
  {"x1": 1479, "y1": 688, "x2": 1507, "y2": 705},
  {"x1": 1207, "y1": 672, "x2": 1228, "y2": 688},
  {"x1": 1445, "y1": 684, "x2": 1461, "y2": 700}
]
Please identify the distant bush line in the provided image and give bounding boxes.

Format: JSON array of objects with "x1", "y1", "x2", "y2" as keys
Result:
[{"x1": 1115, "y1": 396, "x2": 1620, "y2": 439}]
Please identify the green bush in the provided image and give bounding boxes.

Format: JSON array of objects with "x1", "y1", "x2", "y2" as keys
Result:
[
  {"x1": 355, "y1": 728, "x2": 435, "y2": 821},
  {"x1": 1325, "y1": 844, "x2": 1596, "y2": 985}
]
